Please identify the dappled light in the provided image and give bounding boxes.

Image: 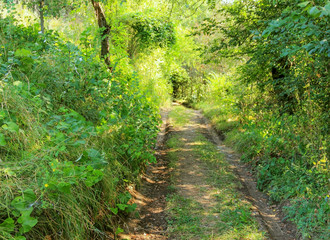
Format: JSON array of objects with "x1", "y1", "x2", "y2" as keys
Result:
[{"x1": 0, "y1": 0, "x2": 328, "y2": 239}]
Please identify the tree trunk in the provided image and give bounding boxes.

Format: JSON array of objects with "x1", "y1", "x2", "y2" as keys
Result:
[
  {"x1": 39, "y1": 0, "x2": 45, "y2": 34},
  {"x1": 90, "y1": 0, "x2": 112, "y2": 70}
]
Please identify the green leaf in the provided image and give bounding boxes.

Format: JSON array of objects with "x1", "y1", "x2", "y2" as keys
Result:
[
  {"x1": 57, "y1": 182, "x2": 71, "y2": 194},
  {"x1": 110, "y1": 207, "x2": 118, "y2": 215},
  {"x1": 0, "y1": 110, "x2": 6, "y2": 120},
  {"x1": 2, "y1": 122, "x2": 19, "y2": 133},
  {"x1": 87, "y1": 148, "x2": 102, "y2": 160},
  {"x1": 322, "y1": 3, "x2": 330, "y2": 15},
  {"x1": 298, "y1": 1, "x2": 310, "y2": 8},
  {"x1": 11, "y1": 197, "x2": 26, "y2": 212},
  {"x1": 18, "y1": 212, "x2": 38, "y2": 233},
  {"x1": 23, "y1": 189, "x2": 37, "y2": 203},
  {"x1": 115, "y1": 227, "x2": 124, "y2": 234},
  {"x1": 15, "y1": 48, "x2": 32, "y2": 57},
  {"x1": 309, "y1": 7, "x2": 321, "y2": 17},
  {"x1": 12, "y1": 210, "x2": 20, "y2": 218},
  {"x1": 0, "y1": 218, "x2": 15, "y2": 233},
  {"x1": 84, "y1": 167, "x2": 104, "y2": 187},
  {"x1": 280, "y1": 49, "x2": 290, "y2": 58},
  {"x1": 0, "y1": 133, "x2": 6, "y2": 146},
  {"x1": 13, "y1": 237, "x2": 26, "y2": 240},
  {"x1": 2, "y1": 167, "x2": 15, "y2": 176},
  {"x1": 126, "y1": 203, "x2": 137, "y2": 213},
  {"x1": 72, "y1": 140, "x2": 86, "y2": 146},
  {"x1": 325, "y1": 2, "x2": 330, "y2": 11},
  {"x1": 116, "y1": 203, "x2": 127, "y2": 211},
  {"x1": 11, "y1": 189, "x2": 37, "y2": 213},
  {"x1": 13, "y1": 81, "x2": 23, "y2": 87},
  {"x1": 261, "y1": 30, "x2": 271, "y2": 38},
  {"x1": 58, "y1": 145, "x2": 66, "y2": 152}
]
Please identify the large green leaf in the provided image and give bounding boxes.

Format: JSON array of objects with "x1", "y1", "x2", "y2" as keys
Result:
[
  {"x1": 110, "y1": 207, "x2": 118, "y2": 215},
  {"x1": 85, "y1": 169, "x2": 104, "y2": 187},
  {"x1": 18, "y1": 212, "x2": 38, "y2": 234},
  {"x1": 11, "y1": 197, "x2": 29, "y2": 212},
  {"x1": 298, "y1": 1, "x2": 310, "y2": 8},
  {"x1": 22, "y1": 189, "x2": 37, "y2": 203},
  {"x1": 323, "y1": 2, "x2": 330, "y2": 15},
  {"x1": 0, "y1": 218, "x2": 15, "y2": 233},
  {"x1": 13, "y1": 237, "x2": 26, "y2": 240},
  {"x1": 57, "y1": 182, "x2": 71, "y2": 194},
  {"x1": 11, "y1": 189, "x2": 37, "y2": 212},
  {"x1": 116, "y1": 204, "x2": 127, "y2": 211},
  {"x1": 0, "y1": 110, "x2": 6, "y2": 120},
  {"x1": 0, "y1": 133, "x2": 6, "y2": 146},
  {"x1": 309, "y1": 7, "x2": 321, "y2": 17},
  {"x1": 2, "y1": 122, "x2": 19, "y2": 133}
]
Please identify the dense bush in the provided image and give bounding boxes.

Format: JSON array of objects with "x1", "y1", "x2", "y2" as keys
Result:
[{"x1": 121, "y1": 12, "x2": 176, "y2": 58}]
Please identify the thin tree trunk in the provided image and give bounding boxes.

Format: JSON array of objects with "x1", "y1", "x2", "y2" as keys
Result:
[
  {"x1": 39, "y1": 0, "x2": 45, "y2": 34},
  {"x1": 90, "y1": 0, "x2": 112, "y2": 70}
]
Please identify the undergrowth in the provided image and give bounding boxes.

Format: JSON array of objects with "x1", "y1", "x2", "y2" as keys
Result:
[{"x1": 0, "y1": 16, "x2": 159, "y2": 239}]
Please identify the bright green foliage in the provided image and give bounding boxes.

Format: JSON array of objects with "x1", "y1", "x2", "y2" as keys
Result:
[
  {"x1": 0, "y1": 11, "x2": 159, "y2": 239},
  {"x1": 12, "y1": 0, "x2": 79, "y2": 17},
  {"x1": 162, "y1": 26, "x2": 208, "y2": 104},
  {"x1": 200, "y1": 70, "x2": 329, "y2": 239}
]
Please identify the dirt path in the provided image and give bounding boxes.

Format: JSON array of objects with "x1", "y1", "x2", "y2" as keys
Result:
[
  {"x1": 198, "y1": 113, "x2": 298, "y2": 240},
  {"x1": 119, "y1": 110, "x2": 170, "y2": 240},
  {"x1": 121, "y1": 105, "x2": 298, "y2": 240}
]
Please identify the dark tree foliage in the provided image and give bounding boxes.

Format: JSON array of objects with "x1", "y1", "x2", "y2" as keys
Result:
[{"x1": 195, "y1": 0, "x2": 329, "y2": 121}]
